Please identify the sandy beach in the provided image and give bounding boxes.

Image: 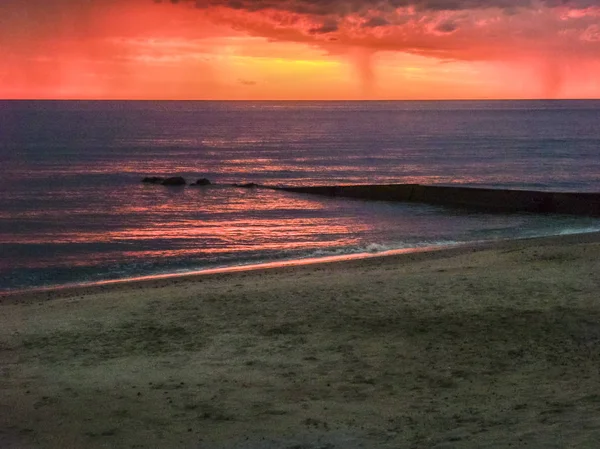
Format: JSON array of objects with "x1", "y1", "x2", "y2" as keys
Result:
[{"x1": 2, "y1": 233, "x2": 600, "y2": 448}]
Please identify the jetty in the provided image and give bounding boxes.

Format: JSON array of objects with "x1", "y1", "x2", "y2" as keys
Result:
[{"x1": 274, "y1": 184, "x2": 600, "y2": 216}]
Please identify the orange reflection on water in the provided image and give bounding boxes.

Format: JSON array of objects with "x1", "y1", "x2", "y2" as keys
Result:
[
  {"x1": 104, "y1": 219, "x2": 357, "y2": 243},
  {"x1": 2, "y1": 216, "x2": 366, "y2": 250},
  {"x1": 121, "y1": 238, "x2": 357, "y2": 258}
]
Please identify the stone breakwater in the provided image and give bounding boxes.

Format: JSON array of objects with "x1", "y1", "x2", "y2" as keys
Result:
[{"x1": 273, "y1": 184, "x2": 600, "y2": 217}]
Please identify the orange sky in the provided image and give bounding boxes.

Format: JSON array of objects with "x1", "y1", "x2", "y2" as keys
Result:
[{"x1": 1, "y1": 0, "x2": 599, "y2": 99}]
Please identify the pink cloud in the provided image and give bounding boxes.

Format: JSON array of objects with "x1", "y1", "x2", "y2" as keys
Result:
[{"x1": 158, "y1": 0, "x2": 600, "y2": 96}]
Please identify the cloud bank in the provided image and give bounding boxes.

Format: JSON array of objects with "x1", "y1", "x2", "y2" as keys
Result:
[
  {"x1": 159, "y1": 0, "x2": 600, "y2": 95},
  {"x1": 2, "y1": 0, "x2": 599, "y2": 98}
]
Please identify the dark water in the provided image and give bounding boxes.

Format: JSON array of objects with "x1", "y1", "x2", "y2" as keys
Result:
[{"x1": 1, "y1": 100, "x2": 600, "y2": 292}]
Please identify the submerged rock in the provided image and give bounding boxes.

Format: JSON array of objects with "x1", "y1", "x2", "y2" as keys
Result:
[
  {"x1": 161, "y1": 176, "x2": 187, "y2": 186},
  {"x1": 234, "y1": 182, "x2": 260, "y2": 189},
  {"x1": 142, "y1": 176, "x2": 165, "y2": 184}
]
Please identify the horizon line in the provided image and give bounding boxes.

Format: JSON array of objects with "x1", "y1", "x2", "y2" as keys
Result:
[{"x1": 2, "y1": 98, "x2": 599, "y2": 102}]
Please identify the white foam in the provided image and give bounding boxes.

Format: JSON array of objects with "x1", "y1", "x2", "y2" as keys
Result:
[
  {"x1": 558, "y1": 227, "x2": 600, "y2": 236},
  {"x1": 304, "y1": 240, "x2": 462, "y2": 260}
]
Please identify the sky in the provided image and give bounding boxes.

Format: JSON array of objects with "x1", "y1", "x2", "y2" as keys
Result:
[{"x1": 1, "y1": 0, "x2": 599, "y2": 99}]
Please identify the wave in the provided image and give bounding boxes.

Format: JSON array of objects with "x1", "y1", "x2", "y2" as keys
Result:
[
  {"x1": 303, "y1": 240, "x2": 462, "y2": 259},
  {"x1": 557, "y1": 226, "x2": 600, "y2": 236}
]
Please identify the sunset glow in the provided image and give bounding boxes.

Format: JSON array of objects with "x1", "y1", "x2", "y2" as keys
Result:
[{"x1": 1, "y1": 0, "x2": 600, "y2": 99}]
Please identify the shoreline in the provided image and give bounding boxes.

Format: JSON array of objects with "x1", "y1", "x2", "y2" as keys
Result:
[
  {"x1": 1, "y1": 243, "x2": 460, "y2": 302},
  {"x1": 3, "y1": 230, "x2": 600, "y2": 448},
  {"x1": 3, "y1": 230, "x2": 600, "y2": 304}
]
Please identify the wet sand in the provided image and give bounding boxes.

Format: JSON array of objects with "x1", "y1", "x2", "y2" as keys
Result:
[{"x1": 2, "y1": 233, "x2": 600, "y2": 448}]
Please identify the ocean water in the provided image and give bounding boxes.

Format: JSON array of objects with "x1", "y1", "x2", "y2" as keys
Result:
[{"x1": 1, "y1": 100, "x2": 600, "y2": 292}]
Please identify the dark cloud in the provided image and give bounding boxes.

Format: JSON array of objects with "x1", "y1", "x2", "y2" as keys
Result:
[
  {"x1": 435, "y1": 19, "x2": 459, "y2": 33},
  {"x1": 309, "y1": 20, "x2": 339, "y2": 34},
  {"x1": 167, "y1": 0, "x2": 599, "y2": 16},
  {"x1": 362, "y1": 16, "x2": 390, "y2": 28}
]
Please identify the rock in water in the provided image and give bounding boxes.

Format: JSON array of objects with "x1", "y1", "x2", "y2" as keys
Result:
[
  {"x1": 191, "y1": 178, "x2": 211, "y2": 186},
  {"x1": 234, "y1": 183, "x2": 260, "y2": 189},
  {"x1": 161, "y1": 176, "x2": 187, "y2": 186}
]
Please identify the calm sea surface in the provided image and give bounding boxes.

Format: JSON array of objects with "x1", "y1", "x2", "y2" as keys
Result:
[{"x1": 1, "y1": 100, "x2": 600, "y2": 292}]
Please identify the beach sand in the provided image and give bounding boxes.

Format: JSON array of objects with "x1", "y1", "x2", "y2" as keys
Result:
[{"x1": 2, "y1": 233, "x2": 600, "y2": 448}]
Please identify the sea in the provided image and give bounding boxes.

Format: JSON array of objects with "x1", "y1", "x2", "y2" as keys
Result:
[{"x1": 1, "y1": 100, "x2": 600, "y2": 293}]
